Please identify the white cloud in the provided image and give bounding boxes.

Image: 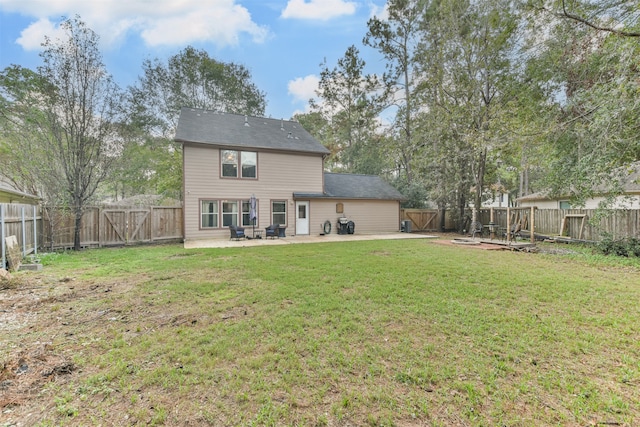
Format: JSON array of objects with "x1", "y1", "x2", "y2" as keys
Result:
[
  {"x1": 281, "y1": 0, "x2": 357, "y2": 21},
  {"x1": 139, "y1": 4, "x2": 268, "y2": 47},
  {"x1": 287, "y1": 74, "x2": 320, "y2": 104},
  {"x1": 2, "y1": 0, "x2": 269, "y2": 50},
  {"x1": 368, "y1": 2, "x2": 389, "y2": 20},
  {"x1": 15, "y1": 18, "x2": 65, "y2": 50}
]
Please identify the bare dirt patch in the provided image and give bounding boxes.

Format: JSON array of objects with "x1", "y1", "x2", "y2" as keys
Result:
[
  {"x1": 430, "y1": 236, "x2": 508, "y2": 250},
  {"x1": 0, "y1": 272, "x2": 149, "y2": 425},
  {"x1": 0, "y1": 266, "x2": 246, "y2": 426}
]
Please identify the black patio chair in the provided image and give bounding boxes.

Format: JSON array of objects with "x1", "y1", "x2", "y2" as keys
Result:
[
  {"x1": 265, "y1": 224, "x2": 279, "y2": 239},
  {"x1": 229, "y1": 224, "x2": 246, "y2": 240}
]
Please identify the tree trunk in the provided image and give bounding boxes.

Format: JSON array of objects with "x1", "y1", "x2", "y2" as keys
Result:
[
  {"x1": 457, "y1": 190, "x2": 466, "y2": 233},
  {"x1": 73, "y1": 204, "x2": 82, "y2": 251},
  {"x1": 438, "y1": 203, "x2": 447, "y2": 232},
  {"x1": 474, "y1": 147, "x2": 487, "y2": 221}
]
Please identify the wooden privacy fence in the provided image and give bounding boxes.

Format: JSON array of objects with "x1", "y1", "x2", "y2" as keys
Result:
[
  {"x1": 400, "y1": 209, "x2": 457, "y2": 231},
  {"x1": 41, "y1": 206, "x2": 183, "y2": 249},
  {"x1": 401, "y1": 209, "x2": 439, "y2": 231},
  {"x1": 1, "y1": 203, "x2": 39, "y2": 269},
  {"x1": 401, "y1": 207, "x2": 639, "y2": 241},
  {"x1": 478, "y1": 208, "x2": 640, "y2": 241}
]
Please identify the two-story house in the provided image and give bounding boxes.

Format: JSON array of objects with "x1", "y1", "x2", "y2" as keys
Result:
[{"x1": 175, "y1": 107, "x2": 405, "y2": 242}]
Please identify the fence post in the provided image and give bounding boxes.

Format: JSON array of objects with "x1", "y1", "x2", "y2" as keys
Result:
[
  {"x1": 125, "y1": 209, "x2": 130, "y2": 245},
  {"x1": 530, "y1": 206, "x2": 535, "y2": 243},
  {"x1": 1, "y1": 204, "x2": 5, "y2": 270},
  {"x1": 33, "y1": 205, "x2": 38, "y2": 255},
  {"x1": 506, "y1": 207, "x2": 511, "y2": 243},
  {"x1": 150, "y1": 206, "x2": 154, "y2": 243},
  {"x1": 489, "y1": 207, "x2": 495, "y2": 239},
  {"x1": 21, "y1": 206, "x2": 26, "y2": 257}
]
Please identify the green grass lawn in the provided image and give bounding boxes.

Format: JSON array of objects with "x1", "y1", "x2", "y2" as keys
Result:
[{"x1": 2, "y1": 239, "x2": 639, "y2": 426}]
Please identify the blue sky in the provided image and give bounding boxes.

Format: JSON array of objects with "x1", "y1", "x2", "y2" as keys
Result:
[{"x1": 0, "y1": 0, "x2": 389, "y2": 120}]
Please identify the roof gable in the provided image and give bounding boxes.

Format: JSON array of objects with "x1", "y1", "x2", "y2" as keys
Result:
[{"x1": 175, "y1": 107, "x2": 330, "y2": 155}]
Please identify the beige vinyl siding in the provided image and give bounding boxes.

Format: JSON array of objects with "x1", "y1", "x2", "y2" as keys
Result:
[
  {"x1": 308, "y1": 199, "x2": 401, "y2": 235},
  {"x1": 184, "y1": 143, "x2": 324, "y2": 240}
]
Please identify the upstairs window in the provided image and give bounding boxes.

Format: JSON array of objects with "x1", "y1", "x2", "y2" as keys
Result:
[
  {"x1": 221, "y1": 150, "x2": 257, "y2": 179},
  {"x1": 221, "y1": 150, "x2": 238, "y2": 177},
  {"x1": 241, "y1": 152, "x2": 257, "y2": 178}
]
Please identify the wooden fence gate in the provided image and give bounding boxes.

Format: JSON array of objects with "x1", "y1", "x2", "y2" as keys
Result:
[
  {"x1": 401, "y1": 209, "x2": 440, "y2": 231},
  {"x1": 101, "y1": 209, "x2": 153, "y2": 246}
]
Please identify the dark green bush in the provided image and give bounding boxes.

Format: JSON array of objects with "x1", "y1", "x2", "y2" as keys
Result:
[
  {"x1": 628, "y1": 237, "x2": 640, "y2": 258},
  {"x1": 596, "y1": 233, "x2": 640, "y2": 258}
]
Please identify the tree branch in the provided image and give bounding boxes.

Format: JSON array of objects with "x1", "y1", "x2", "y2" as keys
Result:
[{"x1": 561, "y1": 0, "x2": 640, "y2": 37}]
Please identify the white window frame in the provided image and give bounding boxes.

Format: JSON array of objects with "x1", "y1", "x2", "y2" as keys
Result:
[
  {"x1": 241, "y1": 152, "x2": 257, "y2": 178},
  {"x1": 222, "y1": 201, "x2": 239, "y2": 227},
  {"x1": 221, "y1": 150, "x2": 239, "y2": 178},
  {"x1": 201, "y1": 200, "x2": 219, "y2": 229},
  {"x1": 221, "y1": 150, "x2": 257, "y2": 179},
  {"x1": 272, "y1": 200, "x2": 287, "y2": 226}
]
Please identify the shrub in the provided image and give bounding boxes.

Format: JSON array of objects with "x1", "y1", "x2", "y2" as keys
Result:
[
  {"x1": 596, "y1": 233, "x2": 640, "y2": 258},
  {"x1": 628, "y1": 237, "x2": 640, "y2": 258}
]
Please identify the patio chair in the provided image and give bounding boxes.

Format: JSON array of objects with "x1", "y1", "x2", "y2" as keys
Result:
[
  {"x1": 265, "y1": 224, "x2": 279, "y2": 239},
  {"x1": 470, "y1": 221, "x2": 484, "y2": 239},
  {"x1": 229, "y1": 224, "x2": 246, "y2": 240}
]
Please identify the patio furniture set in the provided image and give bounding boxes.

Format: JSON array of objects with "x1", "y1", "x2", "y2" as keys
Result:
[{"x1": 229, "y1": 224, "x2": 286, "y2": 241}]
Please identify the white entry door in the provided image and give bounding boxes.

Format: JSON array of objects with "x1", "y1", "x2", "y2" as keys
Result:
[{"x1": 295, "y1": 201, "x2": 310, "y2": 235}]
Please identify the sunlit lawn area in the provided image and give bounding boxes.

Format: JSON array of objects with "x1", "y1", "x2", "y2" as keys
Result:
[{"x1": 2, "y1": 238, "x2": 639, "y2": 426}]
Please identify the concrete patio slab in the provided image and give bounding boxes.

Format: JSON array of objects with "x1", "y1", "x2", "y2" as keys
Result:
[{"x1": 184, "y1": 232, "x2": 436, "y2": 249}]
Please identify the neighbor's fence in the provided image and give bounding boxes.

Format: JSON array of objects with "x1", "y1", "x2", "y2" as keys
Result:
[
  {"x1": 1, "y1": 203, "x2": 39, "y2": 269},
  {"x1": 478, "y1": 208, "x2": 639, "y2": 241},
  {"x1": 402, "y1": 207, "x2": 640, "y2": 241}
]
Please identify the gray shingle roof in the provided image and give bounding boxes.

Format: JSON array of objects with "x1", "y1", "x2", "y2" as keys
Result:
[
  {"x1": 175, "y1": 107, "x2": 330, "y2": 155},
  {"x1": 294, "y1": 173, "x2": 406, "y2": 201}
]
